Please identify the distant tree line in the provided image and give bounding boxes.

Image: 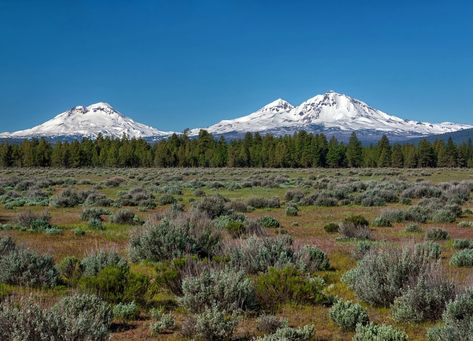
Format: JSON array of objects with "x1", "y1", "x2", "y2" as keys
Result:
[{"x1": 0, "y1": 130, "x2": 473, "y2": 168}]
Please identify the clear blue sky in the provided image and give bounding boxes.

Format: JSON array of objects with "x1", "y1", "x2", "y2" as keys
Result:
[{"x1": 0, "y1": 0, "x2": 472, "y2": 132}]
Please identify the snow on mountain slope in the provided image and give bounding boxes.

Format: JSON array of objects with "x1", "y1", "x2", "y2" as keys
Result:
[
  {"x1": 0, "y1": 102, "x2": 172, "y2": 139},
  {"x1": 196, "y1": 91, "x2": 472, "y2": 138}
]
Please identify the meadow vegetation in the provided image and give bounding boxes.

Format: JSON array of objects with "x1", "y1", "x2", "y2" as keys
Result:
[{"x1": 0, "y1": 167, "x2": 473, "y2": 340}]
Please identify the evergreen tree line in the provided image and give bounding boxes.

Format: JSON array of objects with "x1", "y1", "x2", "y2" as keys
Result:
[{"x1": 0, "y1": 130, "x2": 473, "y2": 168}]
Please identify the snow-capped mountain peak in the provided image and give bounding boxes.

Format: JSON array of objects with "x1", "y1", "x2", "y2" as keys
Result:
[
  {"x1": 197, "y1": 91, "x2": 473, "y2": 141},
  {"x1": 0, "y1": 102, "x2": 172, "y2": 140}
]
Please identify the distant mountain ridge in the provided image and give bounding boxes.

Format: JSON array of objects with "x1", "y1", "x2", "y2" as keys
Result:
[
  {"x1": 190, "y1": 91, "x2": 472, "y2": 142},
  {"x1": 0, "y1": 102, "x2": 172, "y2": 141},
  {"x1": 1, "y1": 92, "x2": 471, "y2": 143}
]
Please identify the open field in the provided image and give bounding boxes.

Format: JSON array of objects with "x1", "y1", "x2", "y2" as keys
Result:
[{"x1": 1, "y1": 167, "x2": 473, "y2": 340}]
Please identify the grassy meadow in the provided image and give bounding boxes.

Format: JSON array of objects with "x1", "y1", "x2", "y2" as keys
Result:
[{"x1": 1, "y1": 167, "x2": 473, "y2": 340}]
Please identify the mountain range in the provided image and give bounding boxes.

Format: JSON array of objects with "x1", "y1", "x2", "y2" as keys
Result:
[{"x1": 1, "y1": 91, "x2": 471, "y2": 143}]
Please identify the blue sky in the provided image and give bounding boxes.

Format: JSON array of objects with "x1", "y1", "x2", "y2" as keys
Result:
[{"x1": 0, "y1": 0, "x2": 472, "y2": 132}]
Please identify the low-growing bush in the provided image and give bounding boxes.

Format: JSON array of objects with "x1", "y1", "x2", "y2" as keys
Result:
[
  {"x1": 329, "y1": 299, "x2": 369, "y2": 331},
  {"x1": 0, "y1": 294, "x2": 112, "y2": 341},
  {"x1": 0, "y1": 247, "x2": 58, "y2": 288},
  {"x1": 129, "y1": 212, "x2": 221, "y2": 262},
  {"x1": 150, "y1": 313, "x2": 176, "y2": 335},
  {"x1": 453, "y1": 239, "x2": 473, "y2": 250},
  {"x1": 254, "y1": 324, "x2": 315, "y2": 341},
  {"x1": 339, "y1": 215, "x2": 371, "y2": 240},
  {"x1": 159, "y1": 194, "x2": 176, "y2": 205},
  {"x1": 57, "y1": 256, "x2": 82, "y2": 285},
  {"x1": 15, "y1": 210, "x2": 51, "y2": 230},
  {"x1": 286, "y1": 205, "x2": 299, "y2": 216},
  {"x1": 227, "y1": 235, "x2": 294, "y2": 274},
  {"x1": 426, "y1": 228, "x2": 450, "y2": 241},
  {"x1": 295, "y1": 245, "x2": 331, "y2": 272},
  {"x1": 113, "y1": 302, "x2": 140, "y2": 321},
  {"x1": 195, "y1": 195, "x2": 231, "y2": 219},
  {"x1": 343, "y1": 245, "x2": 436, "y2": 306},
  {"x1": 259, "y1": 216, "x2": 280, "y2": 228},
  {"x1": 80, "y1": 265, "x2": 149, "y2": 303},
  {"x1": 111, "y1": 209, "x2": 140, "y2": 225},
  {"x1": 450, "y1": 249, "x2": 473, "y2": 267},
  {"x1": 353, "y1": 322, "x2": 407, "y2": 341},
  {"x1": 190, "y1": 306, "x2": 239, "y2": 341},
  {"x1": 179, "y1": 268, "x2": 257, "y2": 313},
  {"x1": 404, "y1": 223, "x2": 422, "y2": 233},
  {"x1": 80, "y1": 250, "x2": 128, "y2": 277},
  {"x1": 254, "y1": 266, "x2": 327, "y2": 309},
  {"x1": 391, "y1": 267, "x2": 456, "y2": 322},
  {"x1": 427, "y1": 288, "x2": 473, "y2": 341},
  {"x1": 323, "y1": 222, "x2": 339, "y2": 233},
  {"x1": 247, "y1": 197, "x2": 280, "y2": 209},
  {"x1": 80, "y1": 207, "x2": 110, "y2": 221},
  {"x1": 458, "y1": 221, "x2": 473, "y2": 228}
]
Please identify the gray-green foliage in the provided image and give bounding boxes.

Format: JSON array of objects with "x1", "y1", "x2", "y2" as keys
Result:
[
  {"x1": 295, "y1": 245, "x2": 331, "y2": 272},
  {"x1": 329, "y1": 299, "x2": 369, "y2": 331},
  {"x1": 450, "y1": 249, "x2": 473, "y2": 267},
  {"x1": 179, "y1": 268, "x2": 256, "y2": 313},
  {"x1": 254, "y1": 324, "x2": 315, "y2": 341},
  {"x1": 129, "y1": 212, "x2": 221, "y2": 262},
  {"x1": 227, "y1": 235, "x2": 294, "y2": 274},
  {"x1": 80, "y1": 250, "x2": 128, "y2": 277},
  {"x1": 0, "y1": 294, "x2": 112, "y2": 341},
  {"x1": 150, "y1": 313, "x2": 176, "y2": 335},
  {"x1": 113, "y1": 302, "x2": 140, "y2": 321},
  {"x1": 353, "y1": 323, "x2": 407, "y2": 341},
  {"x1": 427, "y1": 288, "x2": 473, "y2": 341},
  {"x1": 343, "y1": 245, "x2": 434, "y2": 306},
  {"x1": 391, "y1": 267, "x2": 456, "y2": 322},
  {"x1": 0, "y1": 243, "x2": 58, "y2": 288},
  {"x1": 191, "y1": 305, "x2": 239, "y2": 341}
]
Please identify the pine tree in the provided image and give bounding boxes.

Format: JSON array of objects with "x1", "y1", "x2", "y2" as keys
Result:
[
  {"x1": 391, "y1": 144, "x2": 404, "y2": 168},
  {"x1": 377, "y1": 135, "x2": 391, "y2": 167},
  {"x1": 346, "y1": 132, "x2": 363, "y2": 167}
]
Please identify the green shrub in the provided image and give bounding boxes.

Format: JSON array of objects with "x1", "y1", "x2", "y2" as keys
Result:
[
  {"x1": 195, "y1": 194, "x2": 231, "y2": 219},
  {"x1": 0, "y1": 236, "x2": 17, "y2": 256},
  {"x1": 247, "y1": 197, "x2": 280, "y2": 209},
  {"x1": 404, "y1": 223, "x2": 422, "y2": 233},
  {"x1": 329, "y1": 299, "x2": 369, "y2": 331},
  {"x1": 80, "y1": 266, "x2": 149, "y2": 303},
  {"x1": 295, "y1": 245, "x2": 331, "y2": 272},
  {"x1": 111, "y1": 209, "x2": 140, "y2": 224},
  {"x1": 57, "y1": 256, "x2": 82, "y2": 285},
  {"x1": 73, "y1": 227, "x2": 85, "y2": 236},
  {"x1": 0, "y1": 294, "x2": 112, "y2": 341},
  {"x1": 426, "y1": 228, "x2": 449, "y2": 241},
  {"x1": 286, "y1": 206, "x2": 299, "y2": 217},
  {"x1": 373, "y1": 216, "x2": 392, "y2": 227},
  {"x1": 129, "y1": 212, "x2": 221, "y2": 262},
  {"x1": 80, "y1": 207, "x2": 109, "y2": 221},
  {"x1": 343, "y1": 245, "x2": 435, "y2": 306},
  {"x1": 352, "y1": 240, "x2": 374, "y2": 260},
  {"x1": 159, "y1": 194, "x2": 176, "y2": 205},
  {"x1": 254, "y1": 324, "x2": 315, "y2": 341},
  {"x1": 432, "y1": 210, "x2": 457, "y2": 223},
  {"x1": 259, "y1": 216, "x2": 280, "y2": 228},
  {"x1": 179, "y1": 268, "x2": 256, "y2": 313},
  {"x1": 323, "y1": 223, "x2": 339, "y2": 233},
  {"x1": 391, "y1": 269, "x2": 456, "y2": 322},
  {"x1": 426, "y1": 288, "x2": 473, "y2": 341},
  {"x1": 113, "y1": 302, "x2": 140, "y2": 321},
  {"x1": 353, "y1": 323, "x2": 407, "y2": 341},
  {"x1": 451, "y1": 249, "x2": 473, "y2": 267},
  {"x1": 150, "y1": 313, "x2": 175, "y2": 335},
  {"x1": 15, "y1": 210, "x2": 51, "y2": 231},
  {"x1": 254, "y1": 266, "x2": 327, "y2": 309},
  {"x1": 453, "y1": 239, "x2": 473, "y2": 250},
  {"x1": 191, "y1": 306, "x2": 239, "y2": 341},
  {"x1": 228, "y1": 235, "x2": 294, "y2": 274},
  {"x1": 339, "y1": 216, "x2": 371, "y2": 240},
  {"x1": 88, "y1": 218, "x2": 104, "y2": 230},
  {"x1": 458, "y1": 221, "x2": 473, "y2": 228},
  {"x1": 0, "y1": 248, "x2": 58, "y2": 287},
  {"x1": 80, "y1": 250, "x2": 128, "y2": 277}
]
